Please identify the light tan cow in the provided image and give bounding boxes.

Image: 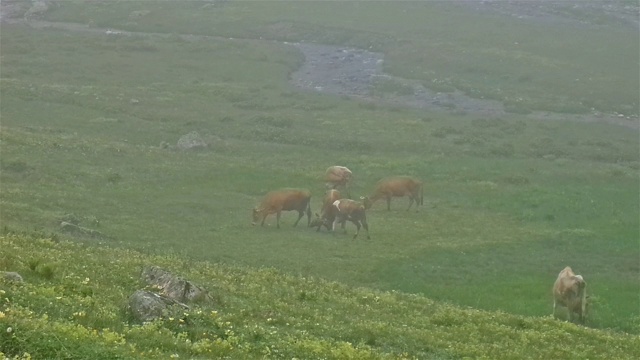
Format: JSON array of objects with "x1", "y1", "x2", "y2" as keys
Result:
[
  {"x1": 553, "y1": 266, "x2": 588, "y2": 323},
  {"x1": 324, "y1": 166, "x2": 352, "y2": 198},
  {"x1": 362, "y1": 176, "x2": 423, "y2": 211},
  {"x1": 252, "y1": 189, "x2": 311, "y2": 228},
  {"x1": 332, "y1": 198, "x2": 370, "y2": 240}
]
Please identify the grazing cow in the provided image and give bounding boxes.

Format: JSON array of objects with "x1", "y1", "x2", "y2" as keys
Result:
[
  {"x1": 310, "y1": 189, "x2": 343, "y2": 231},
  {"x1": 362, "y1": 176, "x2": 423, "y2": 211},
  {"x1": 324, "y1": 166, "x2": 352, "y2": 198},
  {"x1": 553, "y1": 266, "x2": 588, "y2": 323},
  {"x1": 332, "y1": 198, "x2": 370, "y2": 240},
  {"x1": 252, "y1": 189, "x2": 311, "y2": 228}
]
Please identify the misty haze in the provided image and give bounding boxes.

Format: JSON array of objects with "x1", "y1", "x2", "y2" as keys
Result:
[{"x1": 1, "y1": 0, "x2": 638, "y2": 358}]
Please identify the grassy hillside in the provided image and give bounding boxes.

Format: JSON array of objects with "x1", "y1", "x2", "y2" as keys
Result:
[
  {"x1": 2, "y1": 233, "x2": 639, "y2": 359},
  {"x1": 1, "y1": 0, "x2": 639, "y2": 353},
  {"x1": 40, "y1": 0, "x2": 640, "y2": 116}
]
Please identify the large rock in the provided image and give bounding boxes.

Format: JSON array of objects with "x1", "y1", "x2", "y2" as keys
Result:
[
  {"x1": 141, "y1": 266, "x2": 210, "y2": 304},
  {"x1": 127, "y1": 267, "x2": 212, "y2": 322},
  {"x1": 127, "y1": 290, "x2": 175, "y2": 322},
  {"x1": 2, "y1": 271, "x2": 24, "y2": 283},
  {"x1": 176, "y1": 131, "x2": 207, "y2": 151}
]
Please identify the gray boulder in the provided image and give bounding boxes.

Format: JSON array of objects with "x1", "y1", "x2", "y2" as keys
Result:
[
  {"x1": 2, "y1": 271, "x2": 24, "y2": 283},
  {"x1": 127, "y1": 266, "x2": 212, "y2": 322},
  {"x1": 127, "y1": 290, "x2": 176, "y2": 322},
  {"x1": 176, "y1": 131, "x2": 207, "y2": 150},
  {"x1": 141, "y1": 266, "x2": 210, "y2": 303}
]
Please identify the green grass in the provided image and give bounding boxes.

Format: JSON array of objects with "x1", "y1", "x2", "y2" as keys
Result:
[
  {"x1": 2, "y1": 233, "x2": 639, "y2": 359},
  {"x1": 40, "y1": 0, "x2": 639, "y2": 116},
  {"x1": 0, "y1": 1, "x2": 639, "y2": 357}
]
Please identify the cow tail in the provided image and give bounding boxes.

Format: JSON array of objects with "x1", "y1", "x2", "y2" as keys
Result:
[
  {"x1": 420, "y1": 183, "x2": 424, "y2": 206},
  {"x1": 305, "y1": 197, "x2": 312, "y2": 226}
]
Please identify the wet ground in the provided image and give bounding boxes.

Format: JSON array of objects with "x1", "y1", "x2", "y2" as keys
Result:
[
  {"x1": 288, "y1": 0, "x2": 639, "y2": 128},
  {"x1": 3, "y1": 0, "x2": 638, "y2": 128},
  {"x1": 289, "y1": 41, "x2": 638, "y2": 129}
]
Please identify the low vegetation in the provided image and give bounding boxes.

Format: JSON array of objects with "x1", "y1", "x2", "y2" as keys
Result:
[
  {"x1": 2, "y1": 233, "x2": 639, "y2": 359},
  {"x1": 0, "y1": 0, "x2": 638, "y2": 358}
]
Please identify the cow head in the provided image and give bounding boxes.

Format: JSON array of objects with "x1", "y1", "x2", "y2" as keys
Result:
[
  {"x1": 573, "y1": 275, "x2": 588, "y2": 320},
  {"x1": 572, "y1": 275, "x2": 586, "y2": 292},
  {"x1": 360, "y1": 196, "x2": 373, "y2": 210},
  {"x1": 251, "y1": 208, "x2": 261, "y2": 225},
  {"x1": 309, "y1": 213, "x2": 323, "y2": 228}
]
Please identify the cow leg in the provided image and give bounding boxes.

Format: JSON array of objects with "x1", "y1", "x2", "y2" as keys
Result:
[
  {"x1": 361, "y1": 218, "x2": 370, "y2": 240},
  {"x1": 293, "y1": 210, "x2": 304, "y2": 227},
  {"x1": 276, "y1": 211, "x2": 282, "y2": 229},
  {"x1": 407, "y1": 196, "x2": 415, "y2": 211},
  {"x1": 386, "y1": 197, "x2": 391, "y2": 211},
  {"x1": 352, "y1": 221, "x2": 360, "y2": 239},
  {"x1": 332, "y1": 217, "x2": 340, "y2": 232},
  {"x1": 260, "y1": 214, "x2": 268, "y2": 227},
  {"x1": 552, "y1": 301, "x2": 557, "y2": 319}
]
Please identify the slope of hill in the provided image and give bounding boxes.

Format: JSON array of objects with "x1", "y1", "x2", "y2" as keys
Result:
[
  {"x1": 1, "y1": 1, "x2": 638, "y2": 356},
  {"x1": 1, "y1": 233, "x2": 638, "y2": 359}
]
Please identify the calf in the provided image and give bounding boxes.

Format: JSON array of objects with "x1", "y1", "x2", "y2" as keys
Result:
[
  {"x1": 252, "y1": 189, "x2": 311, "y2": 228},
  {"x1": 332, "y1": 198, "x2": 370, "y2": 240},
  {"x1": 310, "y1": 189, "x2": 343, "y2": 232},
  {"x1": 362, "y1": 176, "x2": 423, "y2": 211},
  {"x1": 553, "y1": 266, "x2": 588, "y2": 323}
]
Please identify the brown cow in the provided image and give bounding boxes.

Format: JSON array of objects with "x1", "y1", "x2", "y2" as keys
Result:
[
  {"x1": 553, "y1": 266, "x2": 588, "y2": 323},
  {"x1": 324, "y1": 166, "x2": 352, "y2": 198},
  {"x1": 309, "y1": 189, "x2": 343, "y2": 231},
  {"x1": 332, "y1": 198, "x2": 370, "y2": 240},
  {"x1": 362, "y1": 176, "x2": 423, "y2": 211},
  {"x1": 252, "y1": 189, "x2": 311, "y2": 228}
]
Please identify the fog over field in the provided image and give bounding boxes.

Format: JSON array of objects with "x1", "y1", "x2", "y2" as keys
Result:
[{"x1": 1, "y1": 0, "x2": 639, "y2": 358}]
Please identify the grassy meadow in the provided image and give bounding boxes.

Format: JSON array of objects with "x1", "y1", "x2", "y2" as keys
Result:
[
  {"x1": 2, "y1": 234, "x2": 640, "y2": 359},
  {"x1": 1, "y1": 0, "x2": 639, "y2": 357}
]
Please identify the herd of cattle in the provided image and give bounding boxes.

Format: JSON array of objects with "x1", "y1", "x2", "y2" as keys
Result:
[
  {"x1": 251, "y1": 165, "x2": 423, "y2": 240},
  {"x1": 251, "y1": 165, "x2": 588, "y2": 324}
]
